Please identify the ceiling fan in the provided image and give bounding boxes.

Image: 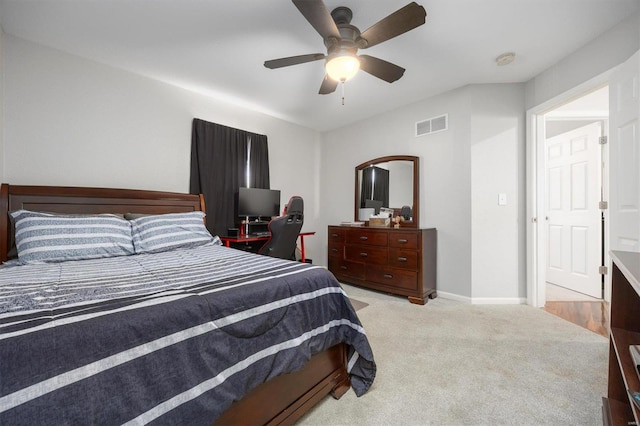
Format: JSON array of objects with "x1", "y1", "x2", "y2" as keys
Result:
[{"x1": 264, "y1": 0, "x2": 427, "y2": 95}]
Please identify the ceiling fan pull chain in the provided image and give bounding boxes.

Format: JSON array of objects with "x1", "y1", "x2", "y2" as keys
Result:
[{"x1": 341, "y1": 81, "x2": 345, "y2": 106}]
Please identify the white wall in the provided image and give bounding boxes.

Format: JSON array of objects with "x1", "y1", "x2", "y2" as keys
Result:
[
  {"x1": 387, "y1": 161, "x2": 412, "y2": 209},
  {"x1": 2, "y1": 35, "x2": 325, "y2": 261},
  {"x1": 546, "y1": 119, "x2": 602, "y2": 139},
  {"x1": 470, "y1": 84, "x2": 526, "y2": 301},
  {"x1": 321, "y1": 84, "x2": 525, "y2": 301},
  {"x1": 526, "y1": 12, "x2": 640, "y2": 110}
]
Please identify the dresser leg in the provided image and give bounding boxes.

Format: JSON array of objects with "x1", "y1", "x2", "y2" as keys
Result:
[
  {"x1": 408, "y1": 296, "x2": 427, "y2": 305},
  {"x1": 408, "y1": 290, "x2": 437, "y2": 305}
]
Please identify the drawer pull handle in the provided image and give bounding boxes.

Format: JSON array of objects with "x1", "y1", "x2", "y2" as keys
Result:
[
  {"x1": 398, "y1": 239, "x2": 408, "y2": 243},
  {"x1": 331, "y1": 248, "x2": 338, "y2": 253},
  {"x1": 340, "y1": 266, "x2": 347, "y2": 270},
  {"x1": 359, "y1": 236, "x2": 368, "y2": 241},
  {"x1": 397, "y1": 257, "x2": 407, "y2": 262},
  {"x1": 383, "y1": 274, "x2": 393, "y2": 279},
  {"x1": 331, "y1": 233, "x2": 338, "y2": 238},
  {"x1": 359, "y1": 252, "x2": 368, "y2": 257}
]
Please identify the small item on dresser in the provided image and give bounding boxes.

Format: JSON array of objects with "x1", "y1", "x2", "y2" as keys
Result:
[
  {"x1": 358, "y1": 208, "x2": 375, "y2": 221},
  {"x1": 630, "y1": 345, "x2": 640, "y2": 376},
  {"x1": 368, "y1": 217, "x2": 390, "y2": 227},
  {"x1": 629, "y1": 389, "x2": 640, "y2": 410},
  {"x1": 379, "y1": 207, "x2": 394, "y2": 218}
]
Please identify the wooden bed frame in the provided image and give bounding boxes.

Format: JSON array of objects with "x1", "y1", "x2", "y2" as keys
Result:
[{"x1": 0, "y1": 183, "x2": 350, "y2": 425}]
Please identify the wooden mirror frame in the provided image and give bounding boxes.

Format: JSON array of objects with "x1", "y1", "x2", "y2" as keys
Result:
[{"x1": 354, "y1": 155, "x2": 419, "y2": 228}]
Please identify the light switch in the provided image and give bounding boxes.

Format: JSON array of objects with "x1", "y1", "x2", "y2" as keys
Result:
[{"x1": 498, "y1": 193, "x2": 507, "y2": 206}]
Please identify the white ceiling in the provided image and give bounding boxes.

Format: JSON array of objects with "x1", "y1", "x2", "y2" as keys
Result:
[{"x1": 1, "y1": 0, "x2": 638, "y2": 131}]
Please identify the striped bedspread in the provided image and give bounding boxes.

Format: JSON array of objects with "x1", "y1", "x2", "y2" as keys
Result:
[{"x1": 0, "y1": 245, "x2": 376, "y2": 425}]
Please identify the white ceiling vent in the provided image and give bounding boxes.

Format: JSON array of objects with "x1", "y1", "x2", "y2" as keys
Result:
[{"x1": 415, "y1": 114, "x2": 448, "y2": 137}]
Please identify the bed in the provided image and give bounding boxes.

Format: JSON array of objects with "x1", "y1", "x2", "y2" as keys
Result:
[{"x1": 0, "y1": 184, "x2": 376, "y2": 425}]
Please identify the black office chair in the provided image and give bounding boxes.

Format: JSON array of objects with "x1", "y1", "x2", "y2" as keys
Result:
[
  {"x1": 400, "y1": 205, "x2": 412, "y2": 220},
  {"x1": 258, "y1": 196, "x2": 304, "y2": 260}
]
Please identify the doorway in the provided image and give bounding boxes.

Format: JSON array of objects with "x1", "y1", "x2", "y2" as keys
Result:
[
  {"x1": 526, "y1": 79, "x2": 610, "y2": 308},
  {"x1": 544, "y1": 89, "x2": 608, "y2": 302}
]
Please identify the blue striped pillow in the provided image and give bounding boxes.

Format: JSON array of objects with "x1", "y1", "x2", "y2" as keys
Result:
[
  {"x1": 10, "y1": 210, "x2": 135, "y2": 263},
  {"x1": 129, "y1": 211, "x2": 215, "y2": 254}
]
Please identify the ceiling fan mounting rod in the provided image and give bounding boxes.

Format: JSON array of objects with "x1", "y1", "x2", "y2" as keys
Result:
[
  {"x1": 330, "y1": 6, "x2": 352, "y2": 25},
  {"x1": 325, "y1": 7, "x2": 368, "y2": 52}
]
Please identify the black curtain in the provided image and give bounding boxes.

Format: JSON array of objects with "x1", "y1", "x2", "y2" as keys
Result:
[
  {"x1": 360, "y1": 166, "x2": 389, "y2": 208},
  {"x1": 190, "y1": 119, "x2": 269, "y2": 237}
]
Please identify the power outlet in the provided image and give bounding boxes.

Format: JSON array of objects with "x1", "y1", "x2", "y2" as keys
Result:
[{"x1": 498, "y1": 193, "x2": 507, "y2": 206}]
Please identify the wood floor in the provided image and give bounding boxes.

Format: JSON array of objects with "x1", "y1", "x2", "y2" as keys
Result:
[{"x1": 544, "y1": 300, "x2": 609, "y2": 337}]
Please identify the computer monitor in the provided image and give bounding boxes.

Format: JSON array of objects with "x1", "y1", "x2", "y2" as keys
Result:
[
  {"x1": 237, "y1": 187, "x2": 281, "y2": 221},
  {"x1": 364, "y1": 199, "x2": 383, "y2": 215}
]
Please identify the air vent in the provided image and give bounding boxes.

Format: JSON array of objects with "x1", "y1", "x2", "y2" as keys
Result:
[{"x1": 415, "y1": 114, "x2": 448, "y2": 137}]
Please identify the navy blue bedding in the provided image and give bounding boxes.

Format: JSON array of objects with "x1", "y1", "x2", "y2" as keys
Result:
[{"x1": 0, "y1": 245, "x2": 375, "y2": 425}]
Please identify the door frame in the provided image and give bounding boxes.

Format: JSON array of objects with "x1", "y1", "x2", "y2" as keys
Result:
[{"x1": 526, "y1": 71, "x2": 612, "y2": 307}]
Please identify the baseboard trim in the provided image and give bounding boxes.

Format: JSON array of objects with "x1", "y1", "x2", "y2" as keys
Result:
[
  {"x1": 471, "y1": 297, "x2": 527, "y2": 305},
  {"x1": 436, "y1": 291, "x2": 471, "y2": 303},
  {"x1": 437, "y1": 291, "x2": 527, "y2": 305}
]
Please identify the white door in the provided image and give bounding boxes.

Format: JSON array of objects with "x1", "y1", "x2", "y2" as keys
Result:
[
  {"x1": 610, "y1": 50, "x2": 640, "y2": 253},
  {"x1": 545, "y1": 121, "x2": 602, "y2": 298}
]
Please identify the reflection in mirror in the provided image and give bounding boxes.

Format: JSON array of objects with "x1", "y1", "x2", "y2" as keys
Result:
[
  {"x1": 360, "y1": 167, "x2": 387, "y2": 209},
  {"x1": 354, "y1": 155, "x2": 419, "y2": 228}
]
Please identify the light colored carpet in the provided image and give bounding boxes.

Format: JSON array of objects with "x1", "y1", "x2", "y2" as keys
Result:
[{"x1": 300, "y1": 284, "x2": 608, "y2": 426}]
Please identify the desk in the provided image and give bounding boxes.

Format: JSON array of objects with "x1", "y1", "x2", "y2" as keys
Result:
[{"x1": 220, "y1": 232, "x2": 315, "y2": 263}]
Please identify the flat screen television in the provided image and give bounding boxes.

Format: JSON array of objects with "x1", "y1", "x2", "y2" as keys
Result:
[
  {"x1": 237, "y1": 187, "x2": 281, "y2": 221},
  {"x1": 364, "y1": 199, "x2": 383, "y2": 215}
]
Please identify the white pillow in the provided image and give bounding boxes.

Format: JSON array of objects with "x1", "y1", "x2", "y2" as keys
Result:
[
  {"x1": 129, "y1": 211, "x2": 216, "y2": 254},
  {"x1": 10, "y1": 210, "x2": 134, "y2": 263}
]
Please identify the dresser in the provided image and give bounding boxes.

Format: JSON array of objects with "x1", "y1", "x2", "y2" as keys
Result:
[{"x1": 327, "y1": 225, "x2": 437, "y2": 304}]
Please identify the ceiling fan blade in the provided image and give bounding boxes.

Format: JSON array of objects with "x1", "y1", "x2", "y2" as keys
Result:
[
  {"x1": 292, "y1": 0, "x2": 341, "y2": 40},
  {"x1": 359, "y1": 2, "x2": 426, "y2": 49},
  {"x1": 264, "y1": 53, "x2": 326, "y2": 69},
  {"x1": 319, "y1": 76, "x2": 338, "y2": 94},
  {"x1": 359, "y1": 55, "x2": 405, "y2": 83}
]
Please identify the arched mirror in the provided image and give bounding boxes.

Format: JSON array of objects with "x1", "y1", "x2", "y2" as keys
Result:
[{"x1": 354, "y1": 155, "x2": 419, "y2": 228}]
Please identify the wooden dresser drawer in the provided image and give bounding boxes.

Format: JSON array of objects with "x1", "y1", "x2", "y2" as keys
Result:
[
  {"x1": 328, "y1": 227, "x2": 346, "y2": 242},
  {"x1": 346, "y1": 230, "x2": 388, "y2": 246},
  {"x1": 366, "y1": 265, "x2": 418, "y2": 290},
  {"x1": 345, "y1": 245, "x2": 388, "y2": 264},
  {"x1": 328, "y1": 240, "x2": 344, "y2": 258},
  {"x1": 389, "y1": 248, "x2": 419, "y2": 269},
  {"x1": 389, "y1": 232, "x2": 418, "y2": 249},
  {"x1": 328, "y1": 257, "x2": 365, "y2": 280}
]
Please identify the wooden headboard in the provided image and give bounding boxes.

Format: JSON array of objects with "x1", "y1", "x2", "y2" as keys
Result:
[{"x1": 0, "y1": 184, "x2": 205, "y2": 263}]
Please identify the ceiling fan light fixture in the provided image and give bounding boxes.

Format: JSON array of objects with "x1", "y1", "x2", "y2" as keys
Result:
[{"x1": 325, "y1": 54, "x2": 360, "y2": 82}]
